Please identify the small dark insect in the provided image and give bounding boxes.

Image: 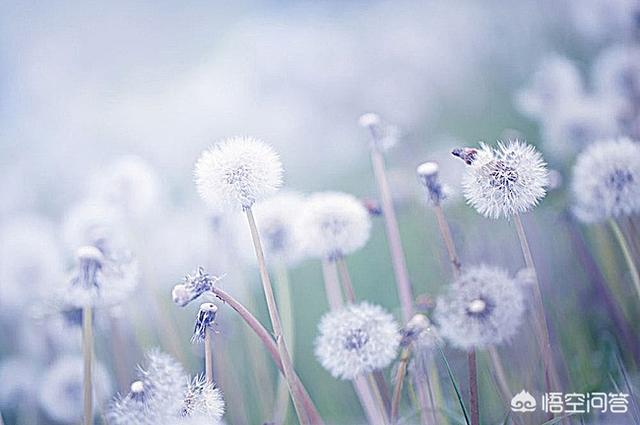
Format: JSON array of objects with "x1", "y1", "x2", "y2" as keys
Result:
[{"x1": 452, "y1": 147, "x2": 478, "y2": 165}]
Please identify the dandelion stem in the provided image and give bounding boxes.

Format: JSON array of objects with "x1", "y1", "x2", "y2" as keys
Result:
[
  {"x1": 369, "y1": 144, "x2": 414, "y2": 322},
  {"x1": 433, "y1": 205, "x2": 461, "y2": 276},
  {"x1": 208, "y1": 285, "x2": 324, "y2": 424},
  {"x1": 336, "y1": 256, "x2": 356, "y2": 303},
  {"x1": 391, "y1": 347, "x2": 411, "y2": 424},
  {"x1": 274, "y1": 262, "x2": 295, "y2": 424},
  {"x1": 205, "y1": 327, "x2": 214, "y2": 383},
  {"x1": 245, "y1": 208, "x2": 315, "y2": 425},
  {"x1": 513, "y1": 213, "x2": 560, "y2": 396},
  {"x1": 610, "y1": 219, "x2": 640, "y2": 301},
  {"x1": 468, "y1": 350, "x2": 479, "y2": 425},
  {"x1": 321, "y1": 259, "x2": 343, "y2": 310},
  {"x1": 82, "y1": 305, "x2": 93, "y2": 425}
]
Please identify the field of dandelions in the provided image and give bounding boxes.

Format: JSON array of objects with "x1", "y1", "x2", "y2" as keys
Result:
[{"x1": 0, "y1": 1, "x2": 639, "y2": 424}]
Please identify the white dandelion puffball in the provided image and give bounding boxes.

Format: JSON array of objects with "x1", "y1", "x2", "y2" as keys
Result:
[
  {"x1": 236, "y1": 192, "x2": 307, "y2": 266},
  {"x1": 541, "y1": 96, "x2": 620, "y2": 160},
  {"x1": 572, "y1": 138, "x2": 640, "y2": 222},
  {"x1": 297, "y1": 192, "x2": 372, "y2": 259},
  {"x1": 0, "y1": 216, "x2": 64, "y2": 312},
  {"x1": 39, "y1": 355, "x2": 112, "y2": 423},
  {"x1": 0, "y1": 357, "x2": 37, "y2": 408},
  {"x1": 461, "y1": 141, "x2": 548, "y2": 219},
  {"x1": 62, "y1": 199, "x2": 127, "y2": 255},
  {"x1": 315, "y1": 302, "x2": 400, "y2": 380},
  {"x1": 515, "y1": 55, "x2": 583, "y2": 119},
  {"x1": 180, "y1": 375, "x2": 225, "y2": 422},
  {"x1": 194, "y1": 136, "x2": 283, "y2": 210},
  {"x1": 93, "y1": 156, "x2": 161, "y2": 219},
  {"x1": 435, "y1": 265, "x2": 526, "y2": 350},
  {"x1": 593, "y1": 45, "x2": 640, "y2": 102}
]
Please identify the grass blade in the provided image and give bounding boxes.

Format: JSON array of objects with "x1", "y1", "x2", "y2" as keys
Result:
[{"x1": 437, "y1": 345, "x2": 470, "y2": 425}]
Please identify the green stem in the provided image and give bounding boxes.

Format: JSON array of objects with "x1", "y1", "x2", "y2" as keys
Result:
[
  {"x1": 610, "y1": 219, "x2": 640, "y2": 301},
  {"x1": 245, "y1": 208, "x2": 315, "y2": 425}
]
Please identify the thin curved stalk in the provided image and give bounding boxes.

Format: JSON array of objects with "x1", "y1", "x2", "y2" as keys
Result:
[
  {"x1": 369, "y1": 144, "x2": 415, "y2": 322},
  {"x1": 468, "y1": 351, "x2": 479, "y2": 425},
  {"x1": 82, "y1": 305, "x2": 93, "y2": 425},
  {"x1": 209, "y1": 285, "x2": 323, "y2": 424},
  {"x1": 245, "y1": 208, "x2": 310, "y2": 424},
  {"x1": 610, "y1": 219, "x2": 640, "y2": 301},
  {"x1": 433, "y1": 205, "x2": 461, "y2": 276}
]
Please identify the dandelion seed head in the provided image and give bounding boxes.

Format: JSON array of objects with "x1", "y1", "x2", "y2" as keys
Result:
[
  {"x1": 0, "y1": 216, "x2": 64, "y2": 312},
  {"x1": 458, "y1": 141, "x2": 548, "y2": 219},
  {"x1": 238, "y1": 192, "x2": 307, "y2": 266},
  {"x1": 434, "y1": 265, "x2": 526, "y2": 350},
  {"x1": 39, "y1": 355, "x2": 112, "y2": 423},
  {"x1": 0, "y1": 357, "x2": 37, "y2": 408},
  {"x1": 298, "y1": 192, "x2": 372, "y2": 259},
  {"x1": 62, "y1": 200, "x2": 127, "y2": 255},
  {"x1": 541, "y1": 97, "x2": 620, "y2": 159},
  {"x1": 315, "y1": 302, "x2": 400, "y2": 380},
  {"x1": 180, "y1": 375, "x2": 225, "y2": 422},
  {"x1": 572, "y1": 138, "x2": 640, "y2": 222},
  {"x1": 107, "y1": 380, "x2": 155, "y2": 425},
  {"x1": 358, "y1": 113, "x2": 381, "y2": 128},
  {"x1": 194, "y1": 137, "x2": 283, "y2": 210},
  {"x1": 515, "y1": 55, "x2": 583, "y2": 119},
  {"x1": 593, "y1": 45, "x2": 640, "y2": 102},
  {"x1": 93, "y1": 156, "x2": 161, "y2": 219}
]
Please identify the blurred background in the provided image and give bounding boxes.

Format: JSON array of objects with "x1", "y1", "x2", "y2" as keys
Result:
[{"x1": 0, "y1": 0, "x2": 638, "y2": 424}]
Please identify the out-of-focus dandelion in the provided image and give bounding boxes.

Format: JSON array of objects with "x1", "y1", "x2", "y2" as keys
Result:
[
  {"x1": 541, "y1": 96, "x2": 620, "y2": 160},
  {"x1": 298, "y1": 191, "x2": 372, "y2": 261},
  {"x1": 38, "y1": 355, "x2": 112, "y2": 424},
  {"x1": 92, "y1": 156, "x2": 161, "y2": 219},
  {"x1": 572, "y1": 138, "x2": 640, "y2": 222},
  {"x1": 455, "y1": 140, "x2": 548, "y2": 220},
  {"x1": 572, "y1": 138, "x2": 640, "y2": 299},
  {"x1": 0, "y1": 216, "x2": 64, "y2": 314},
  {"x1": 194, "y1": 138, "x2": 316, "y2": 424},
  {"x1": 360, "y1": 113, "x2": 414, "y2": 322},
  {"x1": 435, "y1": 265, "x2": 526, "y2": 350},
  {"x1": 192, "y1": 303, "x2": 218, "y2": 383},
  {"x1": 62, "y1": 200, "x2": 127, "y2": 256},
  {"x1": 106, "y1": 381, "x2": 155, "y2": 425},
  {"x1": 515, "y1": 55, "x2": 583, "y2": 119},
  {"x1": 315, "y1": 302, "x2": 400, "y2": 380},
  {"x1": 0, "y1": 357, "x2": 37, "y2": 411},
  {"x1": 179, "y1": 375, "x2": 225, "y2": 423}
]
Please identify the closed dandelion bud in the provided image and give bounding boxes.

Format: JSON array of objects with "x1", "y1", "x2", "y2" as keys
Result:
[
  {"x1": 434, "y1": 265, "x2": 526, "y2": 350},
  {"x1": 571, "y1": 138, "x2": 640, "y2": 222},
  {"x1": 298, "y1": 192, "x2": 372, "y2": 260},
  {"x1": 314, "y1": 302, "x2": 400, "y2": 380},
  {"x1": 192, "y1": 303, "x2": 218, "y2": 343},
  {"x1": 359, "y1": 112, "x2": 401, "y2": 152},
  {"x1": 194, "y1": 136, "x2": 283, "y2": 210},
  {"x1": 455, "y1": 140, "x2": 548, "y2": 219},
  {"x1": 417, "y1": 161, "x2": 445, "y2": 205}
]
